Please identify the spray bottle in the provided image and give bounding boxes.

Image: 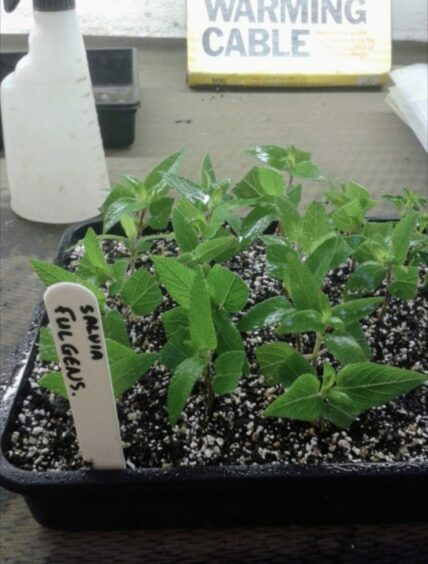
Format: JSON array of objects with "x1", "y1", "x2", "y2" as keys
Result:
[{"x1": 1, "y1": 0, "x2": 110, "y2": 223}]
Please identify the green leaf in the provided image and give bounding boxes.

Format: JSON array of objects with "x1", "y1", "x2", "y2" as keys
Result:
[
  {"x1": 293, "y1": 161, "x2": 323, "y2": 180},
  {"x1": 213, "y1": 309, "x2": 247, "y2": 358},
  {"x1": 388, "y1": 265, "x2": 419, "y2": 299},
  {"x1": 237, "y1": 207, "x2": 274, "y2": 250},
  {"x1": 355, "y1": 239, "x2": 389, "y2": 264},
  {"x1": 109, "y1": 259, "x2": 129, "y2": 295},
  {"x1": 201, "y1": 155, "x2": 216, "y2": 192},
  {"x1": 262, "y1": 235, "x2": 292, "y2": 281},
  {"x1": 167, "y1": 356, "x2": 207, "y2": 425},
  {"x1": 331, "y1": 297, "x2": 383, "y2": 323},
  {"x1": 161, "y1": 307, "x2": 189, "y2": 340},
  {"x1": 151, "y1": 256, "x2": 195, "y2": 308},
  {"x1": 160, "y1": 330, "x2": 192, "y2": 371},
  {"x1": 39, "y1": 340, "x2": 158, "y2": 399},
  {"x1": 332, "y1": 198, "x2": 372, "y2": 233},
  {"x1": 193, "y1": 236, "x2": 239, "y2": 264},
  {"x1": 121, "y1": 268, "x2": 163, "y2": 316},
  {"x1": 324, "y1": 389, "x2": 359, "y2": 428},
  {"x1": 288, "y1": 184, "x2": 302, "y2": 206},
  {"x1": 30, "y1": 260, "x2": 105, "y2": 307},
  {"x1": 325, "y1": 335, "x2": 368, "y2": 365},
  {"x1": 335, "y1": 321, "x2": 372, "y2": 359},
  {"x1": 276, "y1": 310, "x2": 324, "y2": 334},
  {"x1": 106, "y1": 339, "x2": 158, "y2": 398},
  {"x1": 391, "y1": 213, "x2": 417, "y2": 265},
  {"x1": 336, "y1": 362, "x2": 427, "y2": 412},
  {"x1": 238, "y1": 296, "x2": 291, "y2": 332},
  {"x1": 144, "y1": 151, "x2": 183, "y2": 194},
  {"x1": 234, "y1": 167, "x2": 284, "y2": 199},
  {"x1": 247, "y1": 145, "x2": 290, "y2": 171},
  {"x1": 213, "y1": 351, "x2": 245, "y2": 395},
  {"x1": 265, "y1": 374, "x2": 324, "y2": 422},
  {"x1": 301, "y1": 202, "x2": 331, "y2": 252},
  {"x1": 343, "y1": 261, "x2": 386, "y2": 301},
  {"x1": 321, "y1": 362, "x2": 336, "y2": 393},
  {"x1": 164, "y1": 173, "x2": 209, "y2": 206},
  {"x1": 207, "y1": 265, "x2": 249, "y2": 312},
  {"x1": 38, "y1": 327, "x2": 59, "y2": 363},
  {"x1": 103, "y1": 310, "x2": 129, "y2": 346},
  {"x1": 285, "y1": 251, "x2": 326, "y2": 312},
  {"x1": 276, "y1": 197, "x2": 302, "y2": 243},
  {"x1": 172, "y1": 207, "x2": 200, "y2": 253},
  {"x1": 82, "y1": 228, "x2": 111, "y2": 283},
  {"x1": 256, "y1": 342, "x2": 314, "y2": 386},
  {"x1": 188, "y1": 269, "x2": 217, "y2": 350},
  {"x1": 120, "y1": 213, "x2": 138, "y2": 240},
  {"x1": 38, "y1": 372, "x2": 67, "y2": 399},
  {"x1": 100, "y1": 182, "x2": 136, "y2": 216},
  {"x1": 148, "y1": 197, "x2": 174, "y2": 230},
  {"x1": 306, "y1": 236, "x2": 352, "y2": 284},
  {"x1": 103, "y1": 197, "x2": 144, "y2": 233}
]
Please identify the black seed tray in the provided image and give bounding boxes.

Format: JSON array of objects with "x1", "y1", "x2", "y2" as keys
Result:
[
  {"x1": 0, "y1": 48, "x2": 140, "y2": 150},
  {"x1": 0, "y1": 220, "x2": 427, "y2": 530}
]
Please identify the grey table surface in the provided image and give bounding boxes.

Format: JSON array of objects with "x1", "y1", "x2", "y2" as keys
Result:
[{"x1": 0, "y1": 36, "x2": 427, "y2": 562}]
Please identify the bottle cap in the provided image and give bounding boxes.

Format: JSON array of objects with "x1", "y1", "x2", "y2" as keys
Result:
[{"x1": 4, "y1": 0, "x2": 75, "y2": 12}]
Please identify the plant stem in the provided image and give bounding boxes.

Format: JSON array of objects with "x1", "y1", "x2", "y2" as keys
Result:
[
  {"x1": 296, "y1": 334, "x2": 302, "y2": 353},
  {"x1": 377, "y1": 267, "x2": 392, "y2": 327},
  {"x1": 136, "y1": 210, "x2": 146, "y2": 240},
  {"x1": 311, "y1": 332, "x2": 323, "y2": 368},
  {"x1": 204, "y1": 363, "x2": 214, "y2": 418},
  {"x1": 128, "y1": 240, "x2": 137, "y2": 275},
  {"x1": 287, "y1": 173, "x2": 294, "y2": 190}
]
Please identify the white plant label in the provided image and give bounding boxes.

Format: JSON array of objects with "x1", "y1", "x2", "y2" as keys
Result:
[{"x1": 44, "y1": 282, "x2": 126, "y2": 470}]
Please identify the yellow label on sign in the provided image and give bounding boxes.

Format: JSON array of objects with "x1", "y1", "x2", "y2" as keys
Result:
[{"x1": 187, "y1": 0, "x2": 391, "y2": 87}]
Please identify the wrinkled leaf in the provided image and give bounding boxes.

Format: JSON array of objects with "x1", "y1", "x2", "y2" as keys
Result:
[
  {"x1": 276, "y1": 310, "x2": 324, "y2": 334},
  {"x1": 103, "y1": 310, "x2": 129, "y2": 346},
  {"x1": 238, "y1": 296, "x2": 291, "y2": 331},
  {"x1": 172, "y1": 207, "x2": 199, "y2": 252},
  {"x1": 151, "y1": 255, "x2": 195, "y2": 308},
  {"x1": 343, "y1": 261, "x2": 386, "y2": 301},
  {"x1": 38, "y1": 327, "x2": 59, "y2": 363},
  {"x1": 207, "y1": 265, "x2": 249, "y2": 312},
  {"x1": 256, "y1": 342, "x2": 314, "y2": 386},
  {"x1": 336, "y1": 362, "x2": 428, "y2": 412},
  {"x1": 188, "y1": 269, "x2": 217, "y2": 350},
  {"x1": 265, "y1": 374, "x2": 324, "y2": 422},
  {"x1": 213, "y1": 351, "x2": 245, "y2": 395},
  {"x1": 388, "y1": 265, "x2": 419, "y2": 299},
  {"x1": 167, "y1": 356, "x2": 207, "y2": 425},
  {"x1": 193, "y1": 236, "x2": 239, "y2": 263},
  {"x1": 325, "y1": 335, "x2": 368, "y2": 365},
  {"x1": 121, "y1": 268, "x2": 163, "y2": 316}
]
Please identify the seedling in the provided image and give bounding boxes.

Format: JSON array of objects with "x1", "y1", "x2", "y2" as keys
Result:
[{"x1": 31, "y1": 144, "x2": 427, "y2": 434}]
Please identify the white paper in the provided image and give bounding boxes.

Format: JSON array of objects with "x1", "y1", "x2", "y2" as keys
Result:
[{"x1": 386, "y1": 64, "x2": 428, "y2": 152}]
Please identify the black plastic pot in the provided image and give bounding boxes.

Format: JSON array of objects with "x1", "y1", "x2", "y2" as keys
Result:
[
  {"x1": 0, "y1": 48, "x2": 140, "y2": 150},
  {"x1": 0, "y1": 220, "x2": 427, "y2": 530}
]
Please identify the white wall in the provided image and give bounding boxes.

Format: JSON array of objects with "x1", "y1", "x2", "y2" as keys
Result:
[{"x1": 1, "y1": 0, "x2": 427, "y2": 42}]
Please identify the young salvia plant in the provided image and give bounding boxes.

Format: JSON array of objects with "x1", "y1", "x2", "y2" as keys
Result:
[
  {"x1": 238, "y1": 194, "x2": 427, "y2": 428},
  {"x1": 165, "y1": 155, "x2": 250, "y2": 255},
  {"x1": 99, "y1": 151, "x2": 183, "y2": 272},
  {"x1": 232, "y1": 144, "x2": 324, "y2": 241},
  {"x1": 31, "y1": 145, "x2": 427, "y2": 433},
  {"x1": 151, "y1": 256, "x2": 249, "y2": 424}
]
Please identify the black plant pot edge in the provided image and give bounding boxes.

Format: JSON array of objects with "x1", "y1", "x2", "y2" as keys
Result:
[{"x1": 1, "y1": 217, "x2": 427, "y2": 528}]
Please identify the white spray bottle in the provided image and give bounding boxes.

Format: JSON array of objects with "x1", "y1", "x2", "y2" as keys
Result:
[{"x1": 1, "y1": 0, "x2": 110, "y2": 223}]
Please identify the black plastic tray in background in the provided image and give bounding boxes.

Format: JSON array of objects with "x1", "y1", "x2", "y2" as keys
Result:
[
  {"x1": 0, "y1": 48, "x2": 140, "y2": 149},
  {"x1": 0, "y1": 219, "x2": 427, "y2": 531}
]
